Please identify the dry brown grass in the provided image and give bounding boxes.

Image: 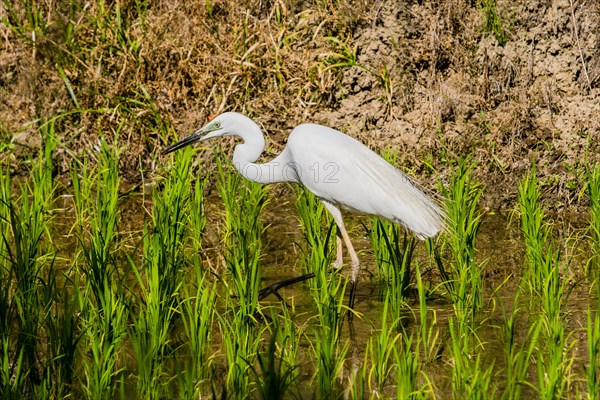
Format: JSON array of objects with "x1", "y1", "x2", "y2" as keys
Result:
[
  {"x1": 1, "y1": 0, "x2": 370, "y2": 173},
  {"x1": 1, "y1": 0, "x2": 599, "y2": 209}
]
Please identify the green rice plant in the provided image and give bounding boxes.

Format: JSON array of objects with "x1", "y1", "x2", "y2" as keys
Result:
[
  {"x1": 72, "y1": 139, "x2": 120, "y2": 309},
  {"x1": 370, "y1": 141, "x2": 418, "y2": 301},
  {"x1": 536, "y1": 266, "x2": 575, "y2": 400},
  {"x1": 272, "y1": 301, "x2": 301, "y2": 392},
  {"x1": 518, "y1": 166, "x2": 553, "y2": 292},
  {"x1": 293, "y1": 180, "x2": 349, "y2": 397},
  {"x1": 294, "y1": 185, "x2": 335, "y2": 290},
  {"x1": 150, "y1": 147, "x2": 193, "y2": 309},
  {"x1": 0, "y1": 199, "x2": 49, "y2": 396},
  {"x1": 0, "y1": 126, "x2": 57, "y2": 393},
  {"x1": 30, "y1": 126, "x2": 61, "y2": 396},
  {"x1": 130, "y1": 258, "x2": 178, "y2": 400},
  {"x1": 215, "y1": 151, "x2": 243, "y2": 241},
  {"x1": 588, "y1": 164, "x2": 600, "y2": 277},
  {"x1": 78, "y1": 279, "x2": 127, "y2": 400},
  {"x1": 41, "y1": 270, "x2": 83, "y2": 399},
  {"x1": 449, "y1": 317, "x2": 495, "y2": 399},
  {"x1": 189, "y1": 175, "x2": 208, "y2": 256},
  {"x1": 427, "y1": 237, "x2": 453, "y2": 298},
  {"x1": 415, "y1": 263, "x2": 441, "y2": 364},
  {"x1": 536, "y1": 318, "x2": 575, "y2": 400},
  {"x1": 499, "y1": 291, "x2": 542, "y2": 400},
  {"x1": 370, "y1": 149, "x2": 400, "y2": 289},
  {"x1": 0, "y1": 337, "x2": 26, "y2": 399},
  {"x1": 218, "y1": 302, "x2": 264, "y2": 399},
  {"x1": 216, "y1": 151, "x2": 267, "y2": 246},
  {"x1": 224, "y1": 226, "x2": 263, "y2": 321},
  {"x1": 131, "y1": 217, "x2": 183, "y2": 400},
  {"x1": 314, "y1": 326, "x2": 348, "y2": 399},
  {"x1": 178, "y1": 264, "x2": 217, "y2": 397},
  {"x1": 371, "y1": 217, "x2": 396, "y2": 289},
  {"x1": 0, "y1": 122, "x2": 64, "y2": 399},
  {"x1": 131, "y1": 147, "x2": 193, "y2": 398},
  {"x1": 3, "y1": 195, "x2": 44, "y2": 392},
  {"x1": 538, "y1": 249, "x2": 565, "y2": 322},
  {"x1": 440, "y1": 158, "x2": 483, "y2": 321},
  {"x1": 367, "y1": 293, "x2": 400, "y2": 395},
  {"x1": 312, "y1": 271, "x2": 348, "y2": 399},
  {"x1": 518, "y1": 166, "x2": 576, "y2": 398},
  {"x1": 296, "y1": 181, "x2": 346, "y2": 393},
  {"x1": 70, "y1": 139, "x2": 127, "y2": 399},
  {"x1": 518, "y1": 166, "x2": 577, "y2": 399},
  {"x1": 294, "y1": 185, "x2": 332, "y2": 268},
  {"x1": 586, "y1": 302, "x2": 600, "y2": 400},
  {"x1": 177, "y1": 366, "x2": 198, "y2": 400},
  {"x1": 0, "y1": 166, "x2": 12, "y2": 341},
  {"x1": 371, "y1": 220, "x2": 416, "y2": 317},
  {"x1": 251, "y1": 320, "x2": 299, "y2": 400},
  {"x1": 295, "y1": 191, "x2": 347, "y2": 397},
  {"x1": 216, "y1": 151, "x2": 268, "y2": 320},
  {"x1": 394, "y1": 333, "x2": 426, "y2": 400}
]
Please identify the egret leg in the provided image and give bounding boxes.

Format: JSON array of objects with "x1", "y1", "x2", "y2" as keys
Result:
[
  {"x1": 321, "y1": 201, "x2": 360, "y2": 311},
  {"x1": 333, "y1": 234, "x2": 343, "y2": 269}
]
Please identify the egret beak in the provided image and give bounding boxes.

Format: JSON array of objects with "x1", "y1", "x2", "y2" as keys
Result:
[{"x1": 162, "y1": 128, "x2": 221, "y2": 155}]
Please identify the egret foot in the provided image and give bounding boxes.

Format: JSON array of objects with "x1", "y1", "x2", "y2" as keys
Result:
[{"x1": 257, "y1": 272, "x2": 316, "y2": 301}]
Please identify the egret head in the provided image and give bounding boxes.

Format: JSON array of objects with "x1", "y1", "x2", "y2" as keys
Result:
[{"x1": 162, "y1": 114, "x2": 231, "y2": 155}]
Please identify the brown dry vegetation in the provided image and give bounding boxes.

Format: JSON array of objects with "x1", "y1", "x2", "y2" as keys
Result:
[{"x1": 1, "y1": 0, "x2": 599, "y2": 209}]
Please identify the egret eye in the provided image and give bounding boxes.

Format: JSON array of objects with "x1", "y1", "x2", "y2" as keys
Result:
[{"x1": 214, "y1": 122, "x2": 221, "y2": 128}]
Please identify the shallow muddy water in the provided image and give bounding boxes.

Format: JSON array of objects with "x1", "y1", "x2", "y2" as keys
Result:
[
  {"x1": 258, "y1": 197, "x2": 595, "y2": 397},
  {"x1": 45, "y1": 185, "x2": 597, "y2": 398}
]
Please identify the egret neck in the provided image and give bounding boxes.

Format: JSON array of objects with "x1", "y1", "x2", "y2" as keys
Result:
[{"x1": 230, "y1": 119, "x2": 294, "y2": 185}]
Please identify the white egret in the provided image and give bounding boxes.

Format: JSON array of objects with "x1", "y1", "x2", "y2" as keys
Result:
[{"x1": 163, "y1": 112, "x2": 445, "y2": 309}]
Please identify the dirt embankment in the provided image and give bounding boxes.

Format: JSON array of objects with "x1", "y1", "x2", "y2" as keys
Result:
[
  {"x1": 318, "y1": 0, "x2": 600, "y2": 209},
  {"x1": 1, "y1": 0, "x2": 599, "y2": 209}
]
